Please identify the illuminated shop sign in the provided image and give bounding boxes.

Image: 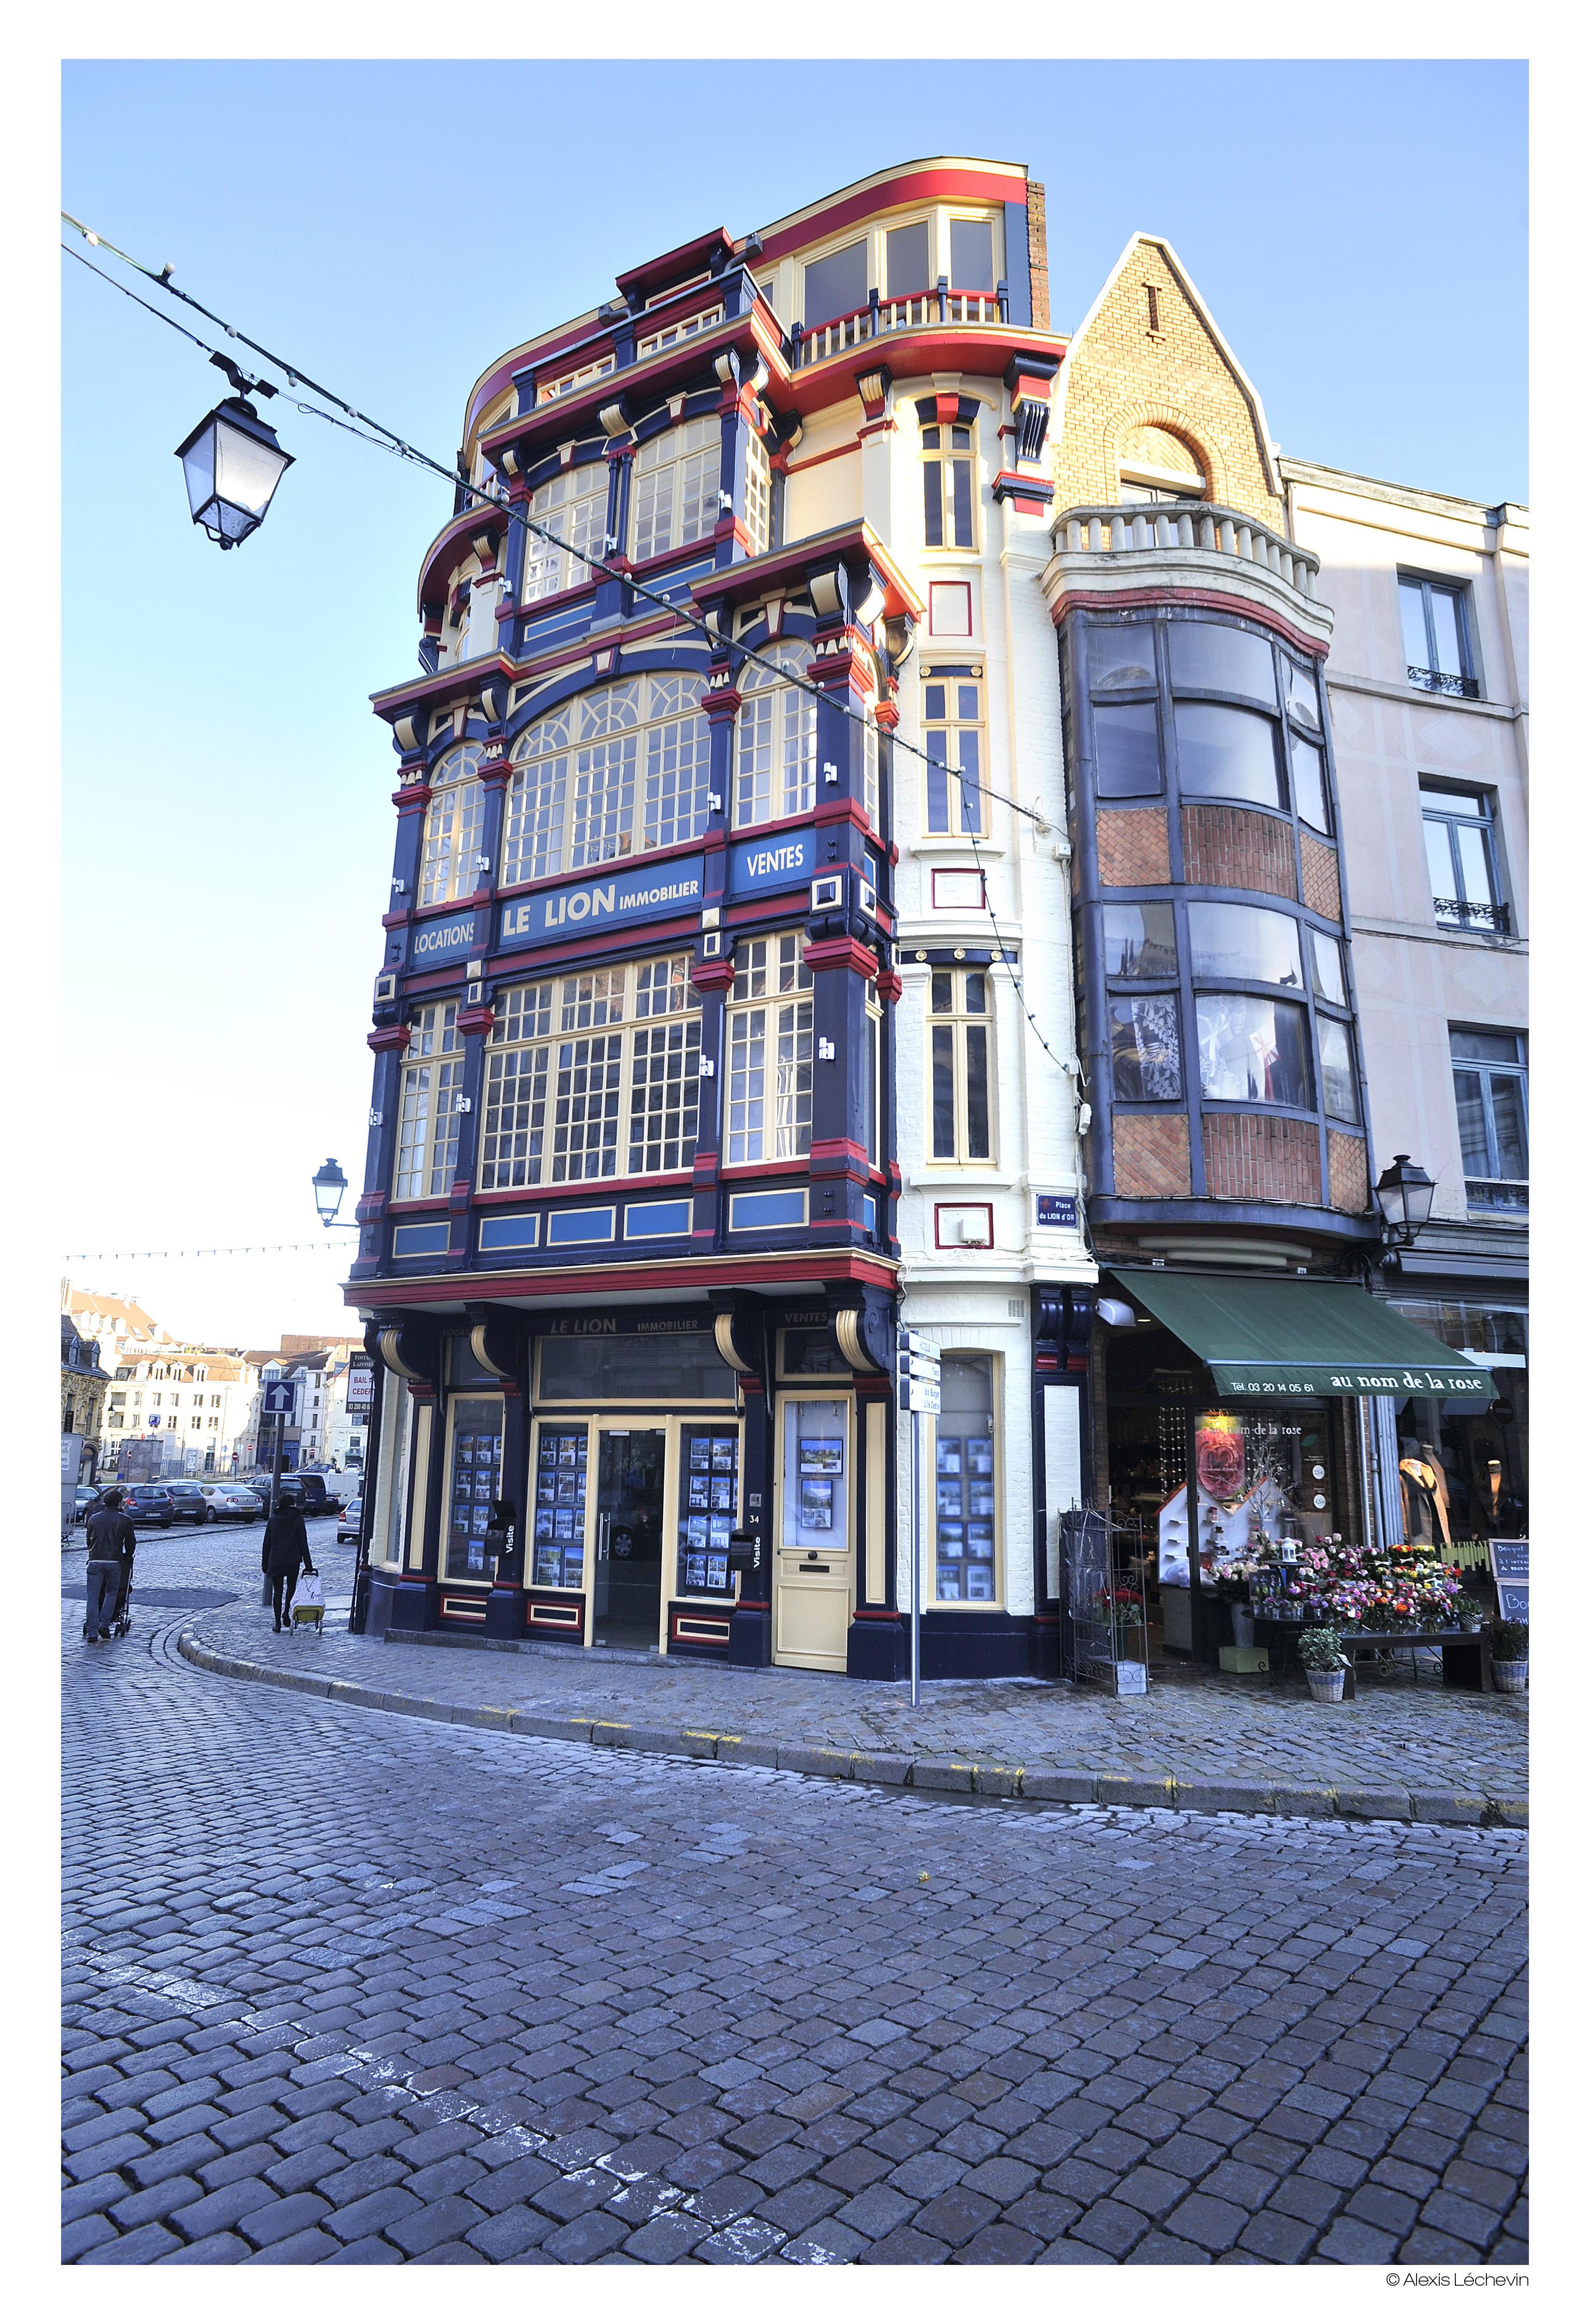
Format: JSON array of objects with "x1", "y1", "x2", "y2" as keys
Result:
[{"x1": 498, "y1": 855, "x2": 705, "y2": 949}]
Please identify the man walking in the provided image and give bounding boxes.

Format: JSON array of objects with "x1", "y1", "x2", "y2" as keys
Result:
[
  {"x1": 83, "y1": 1488, "x2": 135, "y2": 1644},
  {"x1": 261, "y1": 1499, "x2": 313, "y2": 1633}
]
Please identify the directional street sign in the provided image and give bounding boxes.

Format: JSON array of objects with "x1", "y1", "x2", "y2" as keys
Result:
[
  {"x1": 898, "y1": 1378, "x2": 941, "y2": 1413},
  {"x1": 261, "y1": 1379, "x2": 299, "y2": 1418},
  {"x1": 899, "y1": 1353, "x2": 942, "y2": 1381},
  {"x1": 898, "y1": 1330, "x2": 939, "y2": 1358}
]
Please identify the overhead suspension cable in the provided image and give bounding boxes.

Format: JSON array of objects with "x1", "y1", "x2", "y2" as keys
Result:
[
  {"x1": 63, "y1": 212, "x2": 1085, "y2": 1082},
  {"x1": 64, "y1": 1237, "x2": 359, "y2": 1260}
]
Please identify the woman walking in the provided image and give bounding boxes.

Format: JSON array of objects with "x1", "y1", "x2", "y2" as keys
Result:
[{"x1": 261, "y1": 1500, "x2": 313, "y2": 1632}]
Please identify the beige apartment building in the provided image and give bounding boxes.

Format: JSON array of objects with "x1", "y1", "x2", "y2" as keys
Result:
[{"x1": 1283, "y1": 464, "x2": 1528, "y2": 1537}]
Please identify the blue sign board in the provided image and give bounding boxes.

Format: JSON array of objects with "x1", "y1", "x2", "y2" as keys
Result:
[
  {"x1": 1035, "y1": 1193, "x2": 1078, "y2": 1228},
  {"x1": 407, "y1": 911, "x2": 476, "y2": 969},
  {"x1": 261, "y1": 1379, "x2": 298, "y2": 1417},
  {"x1": 727, "y1": 828, "x2": 816, "y2": 897},
  {"x1": 498, "y1": 855, "x2": 705, "y2": 951}
]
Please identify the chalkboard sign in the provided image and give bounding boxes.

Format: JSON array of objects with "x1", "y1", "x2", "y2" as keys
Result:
[{"x1": 1489, "y1": 1538, "x2": 1529, "y2": 1581}]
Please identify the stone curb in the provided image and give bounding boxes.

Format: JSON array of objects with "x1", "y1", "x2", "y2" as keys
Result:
[{"x1": 174, "y1": 1630, "x2": 1528, "y2": 1829}]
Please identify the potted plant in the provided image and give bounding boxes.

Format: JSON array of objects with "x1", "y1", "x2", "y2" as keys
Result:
[
  {"x1": 1489, "y1": 1618, "x2": 1528, "y2": 1693},
  {"x1": 1299, "y1": 1624, "x2": 1348, "y2": 1703},
  {"x1": 1452, "y1": 1592, "x2": 1483, "y2": 1634}
]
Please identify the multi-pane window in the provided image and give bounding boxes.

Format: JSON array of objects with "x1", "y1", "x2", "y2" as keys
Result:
[
  {"x1": 734, "y1": 642, "x2": 816, "y2": 828},
  {"x1": 1422, "y1": 786, "x2": 1506, "y2": 931},
  {"x1": 503, "y1": 675, "x2": 711, "y2": 883},
  {"x1": 418, "y1": 746, "x2": 486, "y2": 906},
  {"x1": 1399, "y1": 575, "x2": 1479, "y2": 697},
  {"x1": 1451, "y1": 1028, "x2": 1527, "y2": 1211},
  {"x1": 929, "y1": 968, "x2": 993, "y2": 1161},
  {"x1": 478, "y1": 957, "x2": 701, "y2": 1189},
  {"x1": 863, "y1": 991, "x2": 883, "y2": 1170},
  {"x1": 923, "y1": 674, "x2": 984, "y2": 833},
  {"x1": 862, "y1": 705, "x2": 880, "y2": 833},
  {"x1": 922, "y1": 422, "x2": 976, "y2": 549},
  {"x1": 726, "y1": 935, "x2": 813, "y2": 1162},
  {"x1": 631, "y1": 417, "x2": 722, "y2": 563},
  {"x1": 522, "y1": 463, "x2": 609, "y2": 601},
  {"x1": 635, "y1": 305, "x2": 723, "y2": 358},
  {"x1": 744, "y1": 425, "x2": 771, "y2": 557},
  {"x1": 395, "y1": 1003, "x2": 463, "y2": 1198},
  {"x1": 536, "y1": 351, "x2": 616, "y2": 404}
]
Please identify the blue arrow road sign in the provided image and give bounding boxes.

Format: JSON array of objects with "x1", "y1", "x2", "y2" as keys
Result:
[{"x1": 261, "y1": 1380, "x2": 298, "y2": 1417}]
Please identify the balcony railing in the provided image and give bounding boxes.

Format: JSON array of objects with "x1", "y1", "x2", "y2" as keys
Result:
[
  {"x1": 791, "y1": 280, "x2": 1009, "y2": 369},
  {"x1": 1433, "y1": 896, "x2": 1512, "y2": 935},
  {"x1": 1054, "y1": 503, "x2": 1321, "y2": 599},
  {"x1": 1408, "y1": 665, "x2": 1481, "y2": 698}
]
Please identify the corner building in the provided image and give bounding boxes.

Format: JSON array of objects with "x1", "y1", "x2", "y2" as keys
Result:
[{"x1": 349, "y1": 160, "x2": 1096, "y2": 1676}]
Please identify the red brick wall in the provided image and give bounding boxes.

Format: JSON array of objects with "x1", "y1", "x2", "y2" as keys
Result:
[
  {"x1": 1028, "y1": 182, "x2": 1049, "y2": 332},
  {"x1": 1300, "y1": 832, "x2": 1343, "y2": 922},
  {"x1": 1328, "y1": 1130, "x2": 1369, "y2": 1215},
  {"x1": 1113, "y1": 1113, "x2": 1191, "y2": 1199},
  {"x1": 1202, "y1": 1113, "x2": 1321, "y2": 1205},
  {"x1": 1181, "y1": 804, "x2": 1296, "y2": 899},
  {"x1": 1098, "y1": 807, "x2": 1171, "y2": 887}
]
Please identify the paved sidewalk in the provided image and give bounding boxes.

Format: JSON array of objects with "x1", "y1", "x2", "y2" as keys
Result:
[{"x1": 178, "y1": 1597, "x2": 1527, "y2": 1827}]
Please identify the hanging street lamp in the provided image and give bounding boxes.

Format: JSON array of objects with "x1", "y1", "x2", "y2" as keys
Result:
[
  {"x1": 173, "y1": 354, "x2": 293, "y2": 550},
  {"x1": 312, "y1": 1157, "x2": 349, "y2": 1228},
  {"x1": 1374, "y1": 1153, "x2": 1436, "y2": 1251}
]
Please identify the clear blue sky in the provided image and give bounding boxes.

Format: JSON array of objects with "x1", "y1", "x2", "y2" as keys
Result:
[{"x1": 61, "y1": 59, "x2": 1526, "y2": 1348}]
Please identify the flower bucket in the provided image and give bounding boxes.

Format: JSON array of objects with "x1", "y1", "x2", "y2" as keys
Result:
[
  {"x1": 1306, "y1": 1667, "x2": 1346, "y2": 1704},
  {"x1": 1231, "y1": 1606, "x2": 1255, "y2": 1649},
  {"x1": 1493, "y1": 1659, "x2": 1527, "y2": 1695}
]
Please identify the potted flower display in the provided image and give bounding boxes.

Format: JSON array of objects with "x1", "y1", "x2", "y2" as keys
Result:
[
  {"x1": 1299, "y1": 1624, "x2": 1349, "y2": 1703},
  {"x1": 1489, "y1": 1618, "x2": 1528, "y2": 1694},
  {"x1": 1451, "y1": 1592, "x2": 1484, "y2": 1634}
]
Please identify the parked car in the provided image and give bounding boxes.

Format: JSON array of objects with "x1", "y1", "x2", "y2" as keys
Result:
[
  {"x1": 165, "y1": 1482, "x2": 210, "y2": 1526},
  {"x1": 246, "y1": 1473, "x2": 344, "y2": 1515},
  {"x1": 198, "y1": 1482, "x2": 264, "y2": 1522},
  {"x1": 72, "y1": 1485, "x2": 105, "y2": 1526},
  {"x1": 121, "y1": 1484, "x2": 176, "y2": 1529},
  {"x1": 337, "y1": 1496, "x2": 363, "y2": 1544}
]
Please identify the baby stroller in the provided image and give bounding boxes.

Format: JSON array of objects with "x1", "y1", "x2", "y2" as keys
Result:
[
  {"x1": 82, "y1": 1552, "x2": 135, "y2": 1641},
  {"x1": 287, "y1": 1567, "x2": 325, "y2": 1640}
]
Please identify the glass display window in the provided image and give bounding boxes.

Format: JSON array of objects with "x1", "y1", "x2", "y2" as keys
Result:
[
  {"x1": 781, "y1": 1398, "x2": 850, "y2": 1551},
  {"x1": 1174, "y1": 701, "x2": 1281, "y2": 809},
  {"x1": 531, "y1": 1424, "x2": 589, "y2": 1589},
  {"x1": 931, "y1": 1354, "x2": 998, "y2": 1605},
  {"x1": 444, "y1": 1397, "x2": 503, "y2": 1582},
  {"x1": 676, "y1": 1425, "x2": 741, "y2": 1596}
]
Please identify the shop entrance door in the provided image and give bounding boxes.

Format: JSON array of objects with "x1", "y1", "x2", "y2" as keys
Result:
[
  {"x1": 773, "y1": 1395, "x2": 853, "y2": 1671},
  {"x1": 593, "y1": 1428, "x2": 666, "y2": 1650}
]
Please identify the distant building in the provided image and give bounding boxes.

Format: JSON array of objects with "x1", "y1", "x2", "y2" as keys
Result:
[
  {"x1": 101, "y1": 1346, "x2": 259, "y2": 1477},
  {"x1": 61, "y1": 1318, "x2": 110, "y2": 1478}
]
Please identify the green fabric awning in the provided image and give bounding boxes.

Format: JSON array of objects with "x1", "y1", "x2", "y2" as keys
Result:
[{"x1": 1112, "y1": 1271, "x2": 1499, "y2": 1402}]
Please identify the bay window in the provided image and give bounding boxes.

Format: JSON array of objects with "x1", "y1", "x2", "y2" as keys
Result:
[
  {"x1": 522, "y1": 462, "x2": 609, "y2": 601},
  {"x1": 1110, "y1": 996, "x2": 1181, "y2": 1101},
  {"x1": 631, "y1": 417, "x2": 721, "y2": 563},
  {"x1": 503, "y1": 675, "x2": 711, "y2": 883},
  {"x1": 395, "y1": 1003, "x2": 463, "y2": 1198},
  {"x1": 734, "y1": 642, "x2": 816, "y2": 829},
  {"x1": 1195, "y1": 994, "x2": 1312, "y2": 1109},
  {"x1": 726, "y1": 935, "x2": 813, "y2": 1162},
  {"x1": 418, "y1": 745, "x2": 486, "y2": 906},
  {"x1": 479, "y1": 954, "x2": 700, "y2": 1190}
]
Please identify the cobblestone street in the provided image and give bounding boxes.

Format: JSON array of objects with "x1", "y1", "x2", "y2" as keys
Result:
[{"x1": 62, "y1": 1523, "x2": 1528, "y2": 2265}]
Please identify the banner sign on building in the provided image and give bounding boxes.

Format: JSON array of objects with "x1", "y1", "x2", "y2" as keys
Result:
[
  {"x1": 407, "y1": 910, "x2": 477, "y2": 968},
  {"x1": 498, "y1": 856, "x2": 705, "y2": 951},
  {"x1": 346, "y1": 1356, "x2": 374, "y2": 1412},
  {"x1": 727, "y1": 829, "x2": 816, "y2": 896}
]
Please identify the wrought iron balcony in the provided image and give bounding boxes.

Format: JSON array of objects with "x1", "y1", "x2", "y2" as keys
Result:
[
  {"x1": 1433, "y1": 896, "x2": 1512, "y2": 935},
  {"x1": 1053, "y1": 502, "x2": 1321, "y2": 600},
  {"x1": 1407, "y1": 664, "x2": 1481, "y2": 698}
]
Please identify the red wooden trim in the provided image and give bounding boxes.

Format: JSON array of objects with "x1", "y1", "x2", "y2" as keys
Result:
[
  {"x1": 691, "y1": 959, "x2": 736, "y2": 993},
  {"x1": 756, "y1": 167, "x2": 1027, "y2": 267},
  {"x1": 457, "y1": 1006, "x2": 495, "y2": 1036},
  {"x1": 810, "y1": 1137, "x2": 870, "y2": 1165},
  {"x1": 368, "y1": 1026, "x2": 412, "y2": 1055},
  {"x1": 1048, "y1": 586, "x2": 1329, "y2": 660},
  {"x1": 933, "y1": 1200, "x2": 994, "y2": 1250},
  {"x1": 783, "y1": 435, "x2": 864, "y2": 476},
  {"x1": 803, "y1": 936, "x2": 878, "y2": 978},
  {"x1": 344, "y1": 1251, "x2": 898, "y2": 1306}
]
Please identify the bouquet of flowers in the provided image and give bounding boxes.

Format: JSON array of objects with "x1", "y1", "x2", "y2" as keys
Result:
[
  {"x1": 1235, "y1": 1537, "x2": 1463, "y2": 1630},
  {"x1": 1090, "y1": 1585, "x2": 1144, "y2": 1631}
]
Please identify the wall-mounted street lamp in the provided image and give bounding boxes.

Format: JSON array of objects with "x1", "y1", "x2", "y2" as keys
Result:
[
  {"x1": 173, "y1": 354, "x2": 294, "y2": 550},
  {"x1": 1374, "y1": 1153, "x2": 1436, "y2": 1252},
  {"x1": 312, "y1": 1157, "x2": 348, "y2": 1229}
]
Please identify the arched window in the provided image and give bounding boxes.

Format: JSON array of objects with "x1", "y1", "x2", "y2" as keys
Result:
[
  {"x1": 734, "y1": 641, "x2": 816, "y2": 830},
  {"x1": 1117, "y1": 425, "x2": 1206, "y2": 504},
  {"x1": 503, "y1": 674, "x2": 711, "y2": 885},
  {"x1": 522, "y1": 462, "x2": 609, "y2": 601},
  {"x1": 418, "y1": 744, "x2": 486, "y2": 906},
  {"x1": 631, "y1": 417, "x2": 721, "y2": 563}
]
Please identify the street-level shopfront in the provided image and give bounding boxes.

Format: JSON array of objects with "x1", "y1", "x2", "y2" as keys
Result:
[
  {"x1": 360, "y1": 1296, "x2": 901, "y2": 1675},
  {"x1": 1091, "y1": 1270, "x2": 1498, "y2": 1662}
]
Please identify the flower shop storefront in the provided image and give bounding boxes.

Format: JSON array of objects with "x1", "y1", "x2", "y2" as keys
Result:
[{"x1": 1096, "y1": 1270, "x2": 1499, "y2": 1667}]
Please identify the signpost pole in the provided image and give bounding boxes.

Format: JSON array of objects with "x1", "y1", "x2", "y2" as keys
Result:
[{"x1": 910, "y1": 1405, "x2": 921, "y2": 1709}]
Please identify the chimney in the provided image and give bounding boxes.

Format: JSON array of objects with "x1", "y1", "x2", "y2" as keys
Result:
[{"x1": 1028, "y1": 180, "x2": 1050, "y2": 332}]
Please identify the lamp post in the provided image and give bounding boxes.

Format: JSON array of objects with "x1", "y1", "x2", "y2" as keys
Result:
[
  {"x1": 1375, "y1": 1153, "x2": 1436, "y2": 1260},
  {"x1": 173, "y1": 358, "x2": 293, "y2": 550},
  {"x1": 312, "y1": 1157, "x2": 348, "y2": 1229}
]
